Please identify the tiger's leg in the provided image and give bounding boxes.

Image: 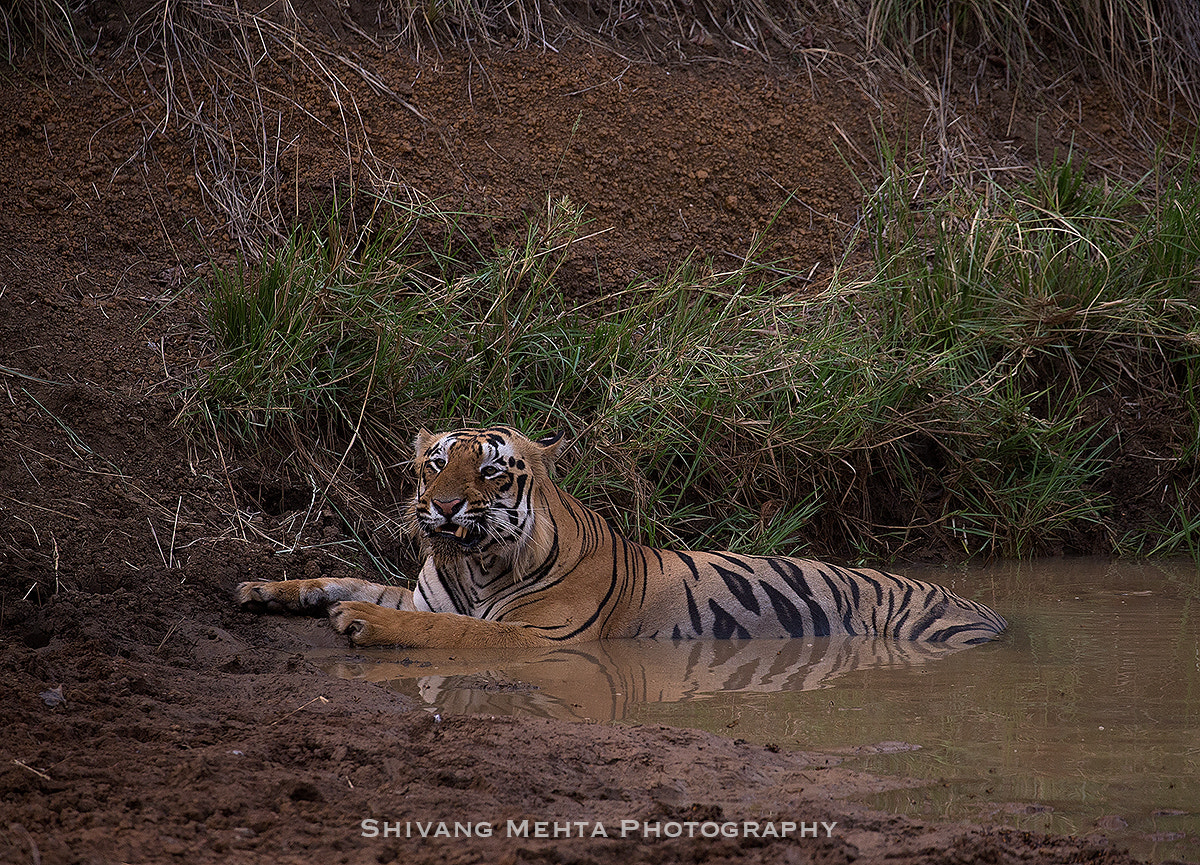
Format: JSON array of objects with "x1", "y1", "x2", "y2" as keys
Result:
[
  {"x1": 329, "y1": 603, "x2": 552, "y2": 649},
  {"x1": 238, "y1": 577, "x2": 413, "y2": 613}
]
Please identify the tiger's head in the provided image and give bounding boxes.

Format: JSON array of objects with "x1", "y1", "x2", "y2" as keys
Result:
[{"x1": 410, "y1": 426, "x2": 564, "y2": 571}]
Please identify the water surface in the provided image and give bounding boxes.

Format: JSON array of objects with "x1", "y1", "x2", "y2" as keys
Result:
[{"x1": 317, "y1": 558, "x2": 1200, "y2": 861}]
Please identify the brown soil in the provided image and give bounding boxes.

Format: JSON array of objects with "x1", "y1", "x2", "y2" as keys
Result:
[{"x1": 0, "y1": 11, "x2": 1174, "y2": 865}]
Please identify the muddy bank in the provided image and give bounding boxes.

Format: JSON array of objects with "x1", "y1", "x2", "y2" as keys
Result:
[{"x1": 0, "y1": 591, "x2": 1143, "y2": 864}]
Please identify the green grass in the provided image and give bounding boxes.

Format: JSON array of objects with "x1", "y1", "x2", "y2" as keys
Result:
[{"x1": 188, "y1": 152, "x2": 1200, "y2": 564}]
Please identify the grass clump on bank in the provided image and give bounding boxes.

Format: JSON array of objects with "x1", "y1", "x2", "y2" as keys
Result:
[
  {"x1": 190, "y1": 158, "x2": 1199, "y2": 564},
  {"x1": 841, "y1": 148, "x2": 1200, "y2": 556},
  {"x1": 860, "y1": 0, "x2": 1200, "y2": 115}
]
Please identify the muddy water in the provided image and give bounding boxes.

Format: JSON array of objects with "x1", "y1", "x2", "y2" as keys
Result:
[{"x1": 316, "y1": 558, "x2": 1200, "y2": 861}]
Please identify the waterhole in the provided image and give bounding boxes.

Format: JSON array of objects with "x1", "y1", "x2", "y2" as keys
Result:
[{"x1": 315, "y1": 557, "x2": 1200, "y2": 861}]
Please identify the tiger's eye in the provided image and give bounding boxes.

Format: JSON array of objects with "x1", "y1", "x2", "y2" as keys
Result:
[{"x1": 479, "y1": 465, "x2": 499, "y2": 479}]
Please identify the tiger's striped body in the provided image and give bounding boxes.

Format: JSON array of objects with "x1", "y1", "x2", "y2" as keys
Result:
[{"x1": 238, "y1": 426, "x2": 1006, "y2": 648}]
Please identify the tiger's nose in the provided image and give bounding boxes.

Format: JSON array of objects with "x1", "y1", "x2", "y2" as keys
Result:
[{"x1": 432, "y1": 498, "x2": 463, "y2": 517}]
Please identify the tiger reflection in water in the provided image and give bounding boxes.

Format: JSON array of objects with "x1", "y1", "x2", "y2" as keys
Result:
[{"x1": 319, "y1": 635, "x2": 973, "y2": 723}]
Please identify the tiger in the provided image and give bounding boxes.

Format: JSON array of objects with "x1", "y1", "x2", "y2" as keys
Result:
[{"x1": 237, "y1": 425, "x2": 1007, "y2": 648}]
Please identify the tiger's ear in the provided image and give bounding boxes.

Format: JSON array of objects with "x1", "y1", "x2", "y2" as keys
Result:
[
  {"x1": 413, "y1": 428, "x2": 436, "y2": 462},
  {"x1": 534, "y1": 430, "x2": 567, "y2": 473}
]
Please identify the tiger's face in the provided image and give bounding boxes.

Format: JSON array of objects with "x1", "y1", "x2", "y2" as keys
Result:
[{"x1": 411, "y1": 426, "x2": 563, "y2": 561}]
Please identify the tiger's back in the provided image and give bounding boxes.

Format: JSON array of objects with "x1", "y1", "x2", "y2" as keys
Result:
[
  {"x1": 497, "y1": 482, "x2": 1005, "y2": 647},
  {"x1": 639, "y1": 549, "x2": 1005, "y2": 645},
  {"x1": 238, "y1": 425, "x2": 1006, "y2": 649}
]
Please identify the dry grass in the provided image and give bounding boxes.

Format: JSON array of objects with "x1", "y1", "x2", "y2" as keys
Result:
[
  {"x1": 113, "y1": 0, "x2": 427, "y2": 255},
  {"x1": 860, "y1": 0, "x2": 1200, "y2": 122},
  {"x1": 6, "y1": 0, "x2": 1198, "y2": 253},
  {"x1": 2, "y1": 0, "x2": 87, "y2": 68},
  {"x1": 3, "y1": 0, "x2": 425, "y2": 255}
]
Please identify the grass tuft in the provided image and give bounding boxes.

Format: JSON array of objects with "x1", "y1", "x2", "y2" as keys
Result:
[
  {"x1": 2, "y1": 0, "x2": 88, "y2": 68},
  {"x1": 854, "y1": 0, "x2": 1200, "y2": 133}
]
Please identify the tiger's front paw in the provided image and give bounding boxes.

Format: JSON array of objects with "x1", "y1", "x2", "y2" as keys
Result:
[
  {"x1": 330, "y1": 601, "x2": 397, "y2": 647},
  {"x1": 237, "y1": 578, "x2": 329, "y2": 612},
  {"x1": 238, "y1": 580, "x2": 288, "y2": 611}
]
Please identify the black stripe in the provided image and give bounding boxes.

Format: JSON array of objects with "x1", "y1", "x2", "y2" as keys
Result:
[
  {"x1": 929, "y1": 621, "x2": 996, "y2": 642},
  {"x1": 710, "y1": 551, "x2": 755, "y2": 571},
  {"x1": 846, "y1": 571, "x2": 862, "y2": 608},
  {"x1": 856, "y1": 569, "x2": 884, "y2": 606},
  {"x1": 500, "y1": 528, "x2": 563, "y2": 593},
  {"x1": 433, "y1": 566, "x2": 472, "y2": 616},
  {"x1": 600, "y1": 525, "x2": 637, "y2": 635},
  {"x1": 890, "y1": 581, "x2": 915, "y2": 637},
  {"x1": 674, "y1": 551, "x2": 702, "y2": 581},
  {"x1": 708, "y1": 599, "x2": 749, "y2": 639},
  {"x1": 531, "y1": 513, "x2": 626, "y2": 641},
  {"x1": 768, "y1": 559, "x2": 832, "y2": 637},
  {"x1": 760, "y1": 581, "x2": 805, "y2": 637},
  {"x1": 714, "y1": 565, "x2": 760, "y2": 616},
  {"x1": 507, "y1": 493, "x2": 640, "y2": 640},
  {"x1": 882, "y1": 581, "x2": 896, "y2": 632},
  {"x1": 819, "y1": 571, "x2": 856, "y2": 632},
  {"x1": 539, "y1": 547, "x2": 619, "y2": 640},
  {"x1": 558, "y1": 488, "x2": 595, "y2": 556},
  {"x1": 683, "y1": 580, "x2": 702, "y2": 635},
  {"x1": 636, "y1": 545, "x2": 649, "y2": 607},
  {"x1": 580, "y1": 497, "x2": 605, "y2": 557},
  {"x1": 906, "y1": 597, "x2": 948, "y2": 640}
]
